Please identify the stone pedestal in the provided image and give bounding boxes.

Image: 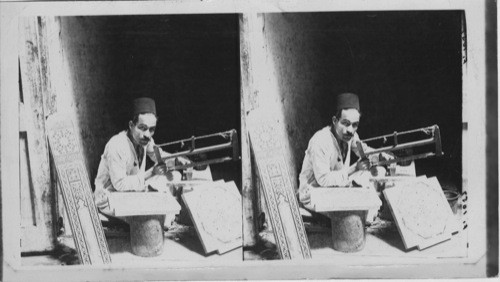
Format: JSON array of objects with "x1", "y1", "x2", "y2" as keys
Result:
[
  {"x1": 128, "y1": 215, "x2": 165, "y2": 257},
  {"x1": 328, "y1": 210, "x2": 367, "y2": 253}
]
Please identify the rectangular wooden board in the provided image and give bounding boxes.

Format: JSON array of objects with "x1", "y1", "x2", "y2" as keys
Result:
[
  {"x1": 46, "y1": 114, "x2": 111, "y2": 264},
  {"x1": 108, "y1": 192, "x2": 180, "y2": 217},
  {"x1": 310, "y1": 187, "x2": 382, "y2": 212},
  {"x1": 247, "y1": 111, "x2": 311, "y2": 260},
  {"x1": 182, "y1": 181, "x2": 242, "y2": 254}
]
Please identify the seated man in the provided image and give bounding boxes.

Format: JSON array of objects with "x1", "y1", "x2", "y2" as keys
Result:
[
  {"x1": 298, "y1": 93, "x2": 391, "y2": 219},
  {"x1": 94, "y1": 97, "x2": 188, "y2": 224}
]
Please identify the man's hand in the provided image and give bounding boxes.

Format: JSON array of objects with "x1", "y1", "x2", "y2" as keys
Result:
[
  {"x1": 153, "y1": 163, "x2": 174, "y2": 181},
  {"x1": 153, "y1": 163, "x2": 184, "y2": 181},
  {"x1": 153, "y1": 163, "x2": 169, "y2": 176},
  {"x1": 356, "y1": 157, "x2": 371, "y2": 171},
  {"x1": 175, "y1": 157, "x2": 191, "y2": 167}
]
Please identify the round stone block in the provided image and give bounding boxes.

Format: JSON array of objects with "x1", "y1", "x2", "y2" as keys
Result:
[
  {"x1": 329, "y1": 210, "x2": 367, "y2": 253},
  {"x1": 129, "y1": 215, "x2": 165, "y2": 257}
]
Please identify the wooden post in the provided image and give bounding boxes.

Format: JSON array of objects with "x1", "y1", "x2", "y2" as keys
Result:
[
  {"x1": 18, "y1": 16, "x2": 57, "y2": 253},
  {"x1": 240, "y1": 14, "x2": 258, "y2": 247}
]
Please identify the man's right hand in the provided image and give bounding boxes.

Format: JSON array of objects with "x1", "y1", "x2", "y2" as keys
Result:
[
  {"x1": 356, "y1": 157, "x2": 371, "y2": 171},
  {"x1": 153, "y1": 163, "x2": 168, "y2": 176},
  {"x1": 153, "y1": 163, "x2": 183, "y2": 181}
]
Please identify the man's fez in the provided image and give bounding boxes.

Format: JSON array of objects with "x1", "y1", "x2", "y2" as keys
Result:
[
  {"x1": 336, "y1": 93, "x2": 360, "y2": 112},
  {"x1": 132, "y1": 97, "x2": 156, "y2": 116}
]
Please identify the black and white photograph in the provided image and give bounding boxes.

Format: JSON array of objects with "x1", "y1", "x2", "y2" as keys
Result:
[{"x1": 0, "y1": 0, "x2": 497, "y2": 281}]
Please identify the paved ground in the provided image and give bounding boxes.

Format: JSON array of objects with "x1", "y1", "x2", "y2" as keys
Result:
[
  {"x1": 22, "y1": 221, "x2": 242, "y2": 266},
  {"x1": 244, "y1": 214, "x2": 467, "y2": 261}
]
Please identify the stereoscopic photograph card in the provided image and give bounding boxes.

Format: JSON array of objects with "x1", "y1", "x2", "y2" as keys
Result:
[{"x1": 0, "y1": 0, "x2": 496, "y2": 281}]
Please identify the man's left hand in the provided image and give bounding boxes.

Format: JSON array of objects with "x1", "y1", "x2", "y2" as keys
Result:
[{"x1": 175, "y1": 157, "x2": 191, "y2": 167}]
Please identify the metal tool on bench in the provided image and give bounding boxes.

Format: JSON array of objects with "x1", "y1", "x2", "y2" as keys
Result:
[
  {"x1": 356, "y1": 124, "x2": 443, "y2": 168},
  {"x1": 153, "y1": 129, "x2": 240, "y2": 172}
]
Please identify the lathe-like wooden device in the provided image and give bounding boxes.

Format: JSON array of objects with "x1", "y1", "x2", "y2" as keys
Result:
[
  {"x1": 153, "y1": 129, "x2": 240, "y2": 171},
  {"x1": 357, "y1": 124, "x2": 443, "y2": 167}
]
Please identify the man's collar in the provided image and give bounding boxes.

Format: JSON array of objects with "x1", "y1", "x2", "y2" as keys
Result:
[
  {"x1": 329, "y1": 125, "x2": 344, "y2": 145},
  {"x1": 126, "y1": 130, "x2": 141, "y2": 148}
]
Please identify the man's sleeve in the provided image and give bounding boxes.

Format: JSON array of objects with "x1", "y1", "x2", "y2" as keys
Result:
[
  {"x1": 106, "y1": 145, "x2": 145, "y2": 191},
  {"x1": 309, "y1": 138, "x2": 349, "y2": 187}
]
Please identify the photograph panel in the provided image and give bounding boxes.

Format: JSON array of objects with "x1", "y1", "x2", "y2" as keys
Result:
[
  {"x1": 16, "y1": 13, "x2": 243, "y2": 266},
  {"x1": 240, "y1": 9, "x2": 480, "y2": 266}
]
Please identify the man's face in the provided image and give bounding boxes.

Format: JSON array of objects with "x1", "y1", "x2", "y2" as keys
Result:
[
  {"x1": 129, "y1": 113, "x2": 157, "y2": 146},
  {"x1": 332, "y1": 108, "x2": 360, "y2": 143}
]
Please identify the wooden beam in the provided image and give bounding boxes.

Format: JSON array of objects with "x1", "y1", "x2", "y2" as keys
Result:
[
  {"x1": 18, "y1": 16, "x2": 56, "y2": 253},
  {"x1": 239, "y1": 13, "x2": 258, "y2": 247}
]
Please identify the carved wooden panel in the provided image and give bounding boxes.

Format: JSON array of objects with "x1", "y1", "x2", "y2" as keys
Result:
[
  {"x1": 247, "y1": 111, "x2": 311, "y2": 259},
  {"x1": 384, "y1": 176, "x2": 457, "y2": 250},
  {"x1": 182, "y1": 181, "x2": 242, "y2": 254},
  {"x1": 46, "y1": 114, "x2": 111, "y2": 264}
]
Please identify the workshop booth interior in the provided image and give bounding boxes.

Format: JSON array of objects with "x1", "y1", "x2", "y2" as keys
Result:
[{"x1": 260, "y1": 11, "x2": 463, "y2": 192}]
